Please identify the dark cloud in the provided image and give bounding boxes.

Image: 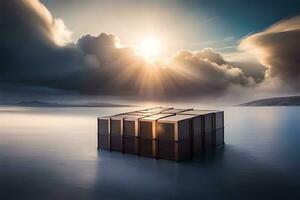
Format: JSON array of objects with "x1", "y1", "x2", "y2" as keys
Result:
[
  {"x1": 230, "y1": 61, "x2": 266, "y2": 83},
  {"x1": 240, "y1": 16, "x2": 300, "y2": 90},
  {"x1": 0, "y1": 0, "x2": 82, "y2": 81},
  {"x1": 0, "y1": 0, "x2": 265, "y2": 100},
  {"x1": 52, "y1": 40, "x2": 258, "y2": 98},
  {"x1": 167, "y1": 49, "x2": 256, "y2": 95}
]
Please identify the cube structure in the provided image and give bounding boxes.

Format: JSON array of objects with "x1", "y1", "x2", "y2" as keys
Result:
[
  {"x1": 109, "y1": 115, "x2": 124, "y2": 151},
  {"x1": 122, "y1": 114, "x2": 145, "y2": 154},
  {"x1": 180, "y1": 110, "x2": 225, "y2": 151},
  {"x1": 179, "y1": 110, "x2": 214, "y2": 151},
  {"x1": 97, "y1": 108, "x2": 224, "y2": 161},
  {"x1": 138, "y1": 113, "x2": 174, "y2": 158},
  {"x1": 157, "y1": 115, "x2": 195, "y2": 161},
  {"x1": 109, "y1": 113, "x2": 151, "y2": 152},
  {"x1": 97, "y1": 116, "x2": 110, "y2": 150},
  {"x1": 191, "y1": 110, "x2": 225, "y2": 147},
  {"x1": 208, "y1": 110, "x2": 225, "y2": 147}
]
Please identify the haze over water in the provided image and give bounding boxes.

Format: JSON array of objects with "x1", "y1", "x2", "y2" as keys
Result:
[{"x1": 0, "y1": 105, "x2": 299, "y2": 199}]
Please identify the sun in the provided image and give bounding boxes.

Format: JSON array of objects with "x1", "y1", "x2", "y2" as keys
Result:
[{"x1": 137, "y1": 36, "x2": 161, "y2": 61}]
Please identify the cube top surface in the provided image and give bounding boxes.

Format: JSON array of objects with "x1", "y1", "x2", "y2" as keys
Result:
[
  {"x1": 200, "y1": 110, "x2": 223, "y2": 114},
  {"x1": 136, "y1": 106, "x2": 160, "y2": 111},
  {"x1": 180, "y1": 110, "x2": 216, "y2": 116},
  {"x1": 139, "y1": 107, "x2": 173, "y2": 113},
  {"x1": 120, "y1": 114, "x2": 146, "y2": 120},
  {"x1": 110, "y1": 114, "x2": 144, "y2": 120},
  {"x1": 157, "y1": 114, "x2": 195, "y2": 123},
  {"x1": 140, "y1": 113, "x2": 173, "y2": 121},
  {"x1": 161, "y1": 108, "x2": 193, "y2": 114},
  {"x1": 110, "y1": 115, "x2": 127, "y2": 120},
  {"x1": 97, "y1": 116, "x2": 111, "y2": 120},
  {"x1": 125, "y1": 111, "x2": 152, "y2": 116}
]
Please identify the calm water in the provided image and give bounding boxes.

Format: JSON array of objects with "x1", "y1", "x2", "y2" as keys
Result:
[{"x1": 0, "y1": 106, "x2": 299, "y2": 200}]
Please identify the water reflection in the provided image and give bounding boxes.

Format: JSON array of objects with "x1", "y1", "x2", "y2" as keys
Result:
[{"x1": 0, "y1": 106, "x2": 299, "y2": 199}]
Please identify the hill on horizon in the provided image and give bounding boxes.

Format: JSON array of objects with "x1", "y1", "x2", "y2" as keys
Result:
[
  {"x1": 239, "y1": 96, "x2": 300, "y2": 106},
  {"x1": 0, "y1": 101, "x2": 131, "y2": 108}
]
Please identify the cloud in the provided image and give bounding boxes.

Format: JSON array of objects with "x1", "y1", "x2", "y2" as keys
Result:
[
  {"x1": 0, "y1": 0, "x2": 82, "y2": 82},
  {"x1": 0, "y1": 0, "x2": 266, "y2": 100},
  {"x1": 166, "y1": 49, "x2": 257, "y2": 95},
  {"x1": 229, "y1": 61, "x2": 266, "y2": 82},
  {"x1": 240, "y1": 16, "x2": 300, "y2": 90},
  {"x1": 50, "y1": 39, "x2": 260, "y2": 99}
]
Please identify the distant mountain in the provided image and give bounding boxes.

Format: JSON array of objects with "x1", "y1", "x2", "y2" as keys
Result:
[
  {"x1": 239, "y1": 96, "x2": 300, "y2": 106},
  {"x1": 2, "y1": 101, "x2": 131, "y2": 108}
]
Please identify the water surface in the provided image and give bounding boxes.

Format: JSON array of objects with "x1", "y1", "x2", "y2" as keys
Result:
[{"x1": 0, "y1": 106, "x2": 299, "y2": 200}]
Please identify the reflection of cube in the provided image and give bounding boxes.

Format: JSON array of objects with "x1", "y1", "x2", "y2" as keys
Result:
[{"x1": 97, "y1": 117, "x2": 110, "y2": 150}]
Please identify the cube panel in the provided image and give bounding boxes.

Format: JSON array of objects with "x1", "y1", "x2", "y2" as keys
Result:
[
  {"x1": 140, "y1": 139, "x2": 157, "y2": 157},
  {"x1": 123, "y1": 136, "x2": 138, "y2": 154},
  {"x1": 98, "y1": 133, "x2": 110, "y2": 150},
  {"x1": 111, "y1": 134, "x2": 122, "y2": 151}
]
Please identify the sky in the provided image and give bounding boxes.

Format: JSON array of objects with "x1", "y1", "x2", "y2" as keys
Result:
[
  {"x1": 40, "y1": 0, "x2": 300, "y2": 53},
  {"x1": 0, "y1": 0, "x2": 300, "y2": 104}
]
